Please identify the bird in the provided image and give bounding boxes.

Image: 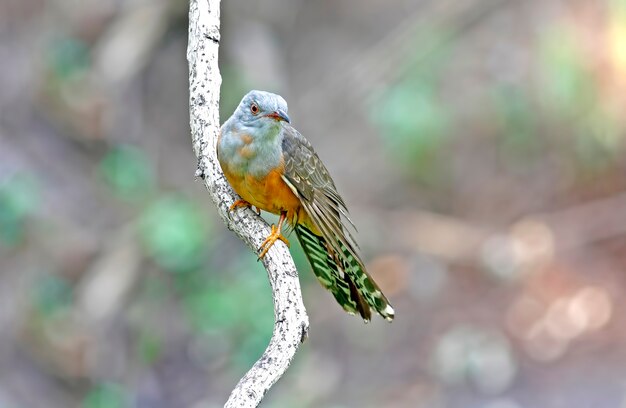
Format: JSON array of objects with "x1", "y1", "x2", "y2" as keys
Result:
[{"x1": 217, "y1": 90, "x2": 394, "y2": 322}]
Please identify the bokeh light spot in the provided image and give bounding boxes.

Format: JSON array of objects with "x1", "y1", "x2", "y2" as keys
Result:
[
  {"x1": 432, "y1": 326, "x2": 517, "y2": 395},
  {"x1": 544, "y1": 298, "x2": 586, "y2": 341},
  {"x1": 568, "y1": 286, "x2": 613, "y2": 332},
  {"x1": 506, "y1": 295, "x2": 546, "y2": 340},
  {"x1": 523, "y1": 321, "x2": 568, "y2": 362},
  {"x1": 510, "y1": 219, "x2": 554, "y2": 267}
]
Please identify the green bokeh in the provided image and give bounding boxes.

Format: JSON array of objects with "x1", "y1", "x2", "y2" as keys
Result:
[
  {"x1": 491, "y1": 85, "x2": 540, "y2": 166},
  {"x1": 48, "y1": 37, "x2": 90, "y2": 81},
  {"x1": 371, "y1": 30, "x2": 454, "y2": 183},
  {"x1": 574, "y1": 107, "x2": 622, "y2": 173},
  {"x1": 537, "y1": 25, "x2": 623, "y2": 170},
  {"x1": 220, "y1": 65, "x2": 253, "y2": 120},
  {"x1": 82, "y1": 383, "x2": 130, "y2": 408},
  {"x1": 139, "y1": 195, "x2": 211, "y2": 273},
  {"x1": 136, "y1": 329, "x2": 163, "y2": 366},
  {"x1": 32, "y1": 274, "x2": 73, "y2": 317},
  {"x1": 538, "y1": 26, "x2": 597, "y2": 117},
  {"x1": 373, "y1": 81, "x2": 451, "y2": 182},
  {"x1": 182, "y1": 258, "x2": 273, "y2": 369},
  {"x1": 0, "y1": 173, "x2": 41, "y2": 246},
  {"x1": 99, "y1": 145, "x2": 155, "y2": 201}
]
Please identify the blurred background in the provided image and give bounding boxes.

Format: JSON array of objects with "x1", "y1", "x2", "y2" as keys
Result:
[{"x1": 1, "y1": 0, "x2": 626, "y2": 407}]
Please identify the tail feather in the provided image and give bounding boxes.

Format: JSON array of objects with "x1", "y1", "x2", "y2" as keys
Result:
[
  {"x1": 296, "y1": 224, "x2": 364, "y2": 317},
  {"x1": 295, "y1": 224, "x2": 394, "y2": 322}
]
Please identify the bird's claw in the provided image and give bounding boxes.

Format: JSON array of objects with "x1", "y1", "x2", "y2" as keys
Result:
[
  {"x1": 257, "y1": 224, "x2": 290, "y2": 260},
  {"x1": 229, "y1": 199, "x2": 261, "y2": 215}
]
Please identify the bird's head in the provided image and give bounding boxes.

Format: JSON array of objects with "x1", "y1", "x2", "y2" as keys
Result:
[{"x1": 230, "y1": 90, "x2": 290, "y2": 135}]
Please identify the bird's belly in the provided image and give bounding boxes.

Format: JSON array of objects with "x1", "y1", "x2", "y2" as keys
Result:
[{"x1": 224, "y1": 165, "x2": 302, "y2": 219}]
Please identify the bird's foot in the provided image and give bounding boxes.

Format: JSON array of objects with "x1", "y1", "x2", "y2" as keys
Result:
[
  {"x1": 258, "y1": 224, "x2": 290, "y2": 259},
  {"x1": 229, "y1": 199, "x2": 261, "y2": 215}
]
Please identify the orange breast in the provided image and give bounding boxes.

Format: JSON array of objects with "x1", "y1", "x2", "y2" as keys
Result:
[{"x1": 222, "y1": 160, "x2": 306, "y2": 226}]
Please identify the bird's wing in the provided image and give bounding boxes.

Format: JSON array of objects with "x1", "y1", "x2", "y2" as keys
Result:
[
  {"x1": 279, "y1": 124, "x2": 359, "y2": 261},
  {"x1": 280, "y1": 124, "x2": 394, "y2": 321}
]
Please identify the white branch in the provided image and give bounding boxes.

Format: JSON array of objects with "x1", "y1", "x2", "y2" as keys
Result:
[{"x1": 187, "y1": 1, "x2": 309, "y2": 407}]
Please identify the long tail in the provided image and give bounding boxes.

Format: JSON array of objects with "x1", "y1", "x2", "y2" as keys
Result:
[{"x1": 295, "y1": 224, "x2": 395, "y2": 322}]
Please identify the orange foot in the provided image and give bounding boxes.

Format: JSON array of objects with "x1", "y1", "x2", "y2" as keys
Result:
[
  {"x1": 258, "y1": 212, "x2": 289, "y2": 259},
  {"x1": 258, "y1": 224, "x2": 290, "y2": 259},
  {"x1": 229, "y1": 199, "x2": 261, "y2": 215}
]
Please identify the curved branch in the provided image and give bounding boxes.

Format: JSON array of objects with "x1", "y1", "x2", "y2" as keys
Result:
[{"x1": 187, "y1": 1, "x2": 309, "y2": 407}]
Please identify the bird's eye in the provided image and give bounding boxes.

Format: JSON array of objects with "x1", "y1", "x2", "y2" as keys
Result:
[{"x1": 250, "y1": 103, "x2": 259, "y2": 115}]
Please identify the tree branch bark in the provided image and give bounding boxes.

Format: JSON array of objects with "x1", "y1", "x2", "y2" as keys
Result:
[{"x1": 187, "y1": 1, "x2": 309, "y2": 406}]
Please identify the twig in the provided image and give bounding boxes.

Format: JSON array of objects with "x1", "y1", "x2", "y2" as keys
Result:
[{"x1": 187, "y1": 1, "x2": 309, "y2": 407}]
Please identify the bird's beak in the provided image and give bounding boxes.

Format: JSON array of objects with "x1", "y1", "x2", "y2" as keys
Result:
[{"x1": 265, "y1": 110, "x2": 290, "y2": 123}]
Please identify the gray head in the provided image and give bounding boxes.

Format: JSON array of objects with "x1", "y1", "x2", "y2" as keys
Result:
[{"x1": 227, "y1": 90, "x2": 290, "y2": 134}]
